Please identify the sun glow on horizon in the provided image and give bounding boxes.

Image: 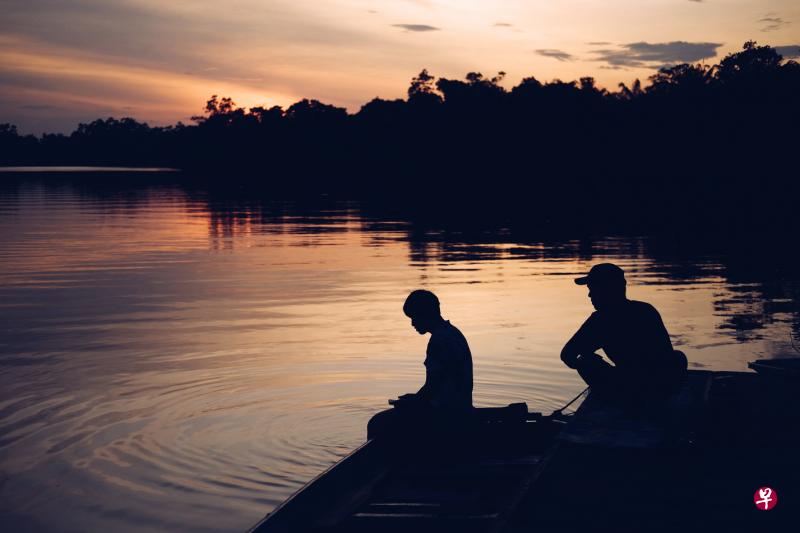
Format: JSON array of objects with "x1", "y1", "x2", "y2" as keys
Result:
[
  {"x1": 0, "y1": 35, "x2": 299, "y2": 132},
  {"x1": 0, "y1": 0, "x2": 798, "y2": 133}
]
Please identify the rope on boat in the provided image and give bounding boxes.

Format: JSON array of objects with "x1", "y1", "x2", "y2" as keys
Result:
[{"x1": 551, "y1": 386, "x2": 590, "y2": 417}]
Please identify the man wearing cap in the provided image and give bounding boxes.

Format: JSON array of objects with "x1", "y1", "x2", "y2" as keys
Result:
[{"x1": 561, "y1": 263, "x2": 688, "y2": 400}]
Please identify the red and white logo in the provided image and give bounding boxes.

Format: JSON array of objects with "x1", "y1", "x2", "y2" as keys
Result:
[{"x1": 754, "y1": 487, "x2": 777, "y2": 511}]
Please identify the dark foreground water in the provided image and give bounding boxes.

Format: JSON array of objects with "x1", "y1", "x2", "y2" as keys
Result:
[{"x1": 1, "y1": 175, "x2": 798, "y2": 532}]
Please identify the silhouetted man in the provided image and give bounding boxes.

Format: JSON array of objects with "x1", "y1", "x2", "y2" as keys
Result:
[
  {"x1": 367, "y1": 290, "x2": 473, "y2": 439},
  {"x1": 561, "y1": 263, "x2": 688, "y2": 401}
]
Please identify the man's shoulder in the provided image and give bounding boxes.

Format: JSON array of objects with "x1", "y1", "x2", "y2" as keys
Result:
[
  {"x1": 431, "y1": 320, "x2": 464, "y2": 339},
  {"x1": 627, "y1": 300, "x2": 659, "y2": 313},
  {"x1": 428, "y1": 321, "x2": 470, "y2": 354},
  {"x1": 581, "y1": 310, "x2": 602, "y2": 325},
  {"x1": 626, "y1": 300, "x2": 664, "y2": 321},
  {"x1": 595, "y1": 300, "x2": 660, "y2": 323}
]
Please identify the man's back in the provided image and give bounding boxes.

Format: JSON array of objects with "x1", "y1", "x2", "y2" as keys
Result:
[{"x1": 424, "y1": 321, "x2": 473, "y2": 410}]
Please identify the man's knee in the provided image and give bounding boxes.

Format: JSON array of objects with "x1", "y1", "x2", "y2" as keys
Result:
[
  {"x1": 367, "y1": 409, "x2": 396, "y2": 440},
  {"x1": 575, "y1": 353, "x2": 617, "y2": 390},
  {"x1": 668, "y1": 350, "x2": 688, "y2": 390},
  {"x1": 673, "y1": 350, "x2": 688, "y2": 374}
]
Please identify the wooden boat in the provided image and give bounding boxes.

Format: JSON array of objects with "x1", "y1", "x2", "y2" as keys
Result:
[
  {"x1": 247, "y1": 403, "x2": 568, "y2": 533},
  {"x1": 249, "y1": 367, "x2": 800, "y2": 532}
]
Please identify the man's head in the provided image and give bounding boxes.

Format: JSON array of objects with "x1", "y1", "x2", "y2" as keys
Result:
[
  {"x1": 403, "y1": 289, "x2": 441, "y2": 334},
  {"x1": 574, "y1": 263, "x2": 627, "y2": 311}
]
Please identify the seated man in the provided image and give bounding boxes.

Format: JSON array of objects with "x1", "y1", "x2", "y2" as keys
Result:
[
  {"x1": 561, "y1": 263, "x2": 687, "y2": 401},
  {"x1": 367, "y1": 289, "x2": 473, "y2": 439}
]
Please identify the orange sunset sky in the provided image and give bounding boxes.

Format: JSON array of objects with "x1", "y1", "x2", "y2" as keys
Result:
[{"x1": 1, "y1": 0, "x2": 798, "y2": 134}]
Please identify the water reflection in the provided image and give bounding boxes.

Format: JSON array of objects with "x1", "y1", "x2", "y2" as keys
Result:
[{"x1": 0, "y1": 177, "x2": 798, "y2": 532}]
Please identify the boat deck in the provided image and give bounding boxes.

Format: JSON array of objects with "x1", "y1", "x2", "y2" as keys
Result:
[{"x1": 323, "y1": 455, "x2": 542, "y2": 533}]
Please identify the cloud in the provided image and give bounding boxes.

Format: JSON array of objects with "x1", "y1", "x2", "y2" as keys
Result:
[
  {"x1": 391, "y1": 24, "x2": 440, "y2": 32},
  {"x1": 0, "y1": 1, "x2": 389, "y2": 80},
  {"x1": 591, "y1": 41, "x2": 723, "y2": 68},
  {"x1": 587, "y1": 41, "x2": 612, "y2": 46},
  {"x1": 774, "y1": 45, "x2": 800, "y2": 58},
  {"x1": 493, "y1": 22, "x2": 513, "y2": 27},
  {"x1": 759, "y1": 16, "x2": 791, "y2": 32},
  {"x1": 535, "y1": 49, "x2": 574, "y2": 62}
]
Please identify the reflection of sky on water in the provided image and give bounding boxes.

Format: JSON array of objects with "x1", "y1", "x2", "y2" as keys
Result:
[{"x1": 0, "y1": 178, "x2": 798, "y2": 532}]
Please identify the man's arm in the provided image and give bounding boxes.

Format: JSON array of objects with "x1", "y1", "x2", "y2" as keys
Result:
[
  {"x1": 416, "y1": 336, "x2": 450, "y2": 405},
  {"x1": 561, "y1": 315, "x2": 600, "y2": 369},
  {"x1": 416, "y1": 369, "x2": 444, "y2": 401}
]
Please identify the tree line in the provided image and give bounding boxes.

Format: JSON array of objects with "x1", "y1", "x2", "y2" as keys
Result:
[{"x1": 1, "y1": 41, "x2": 798, "y2": 229}]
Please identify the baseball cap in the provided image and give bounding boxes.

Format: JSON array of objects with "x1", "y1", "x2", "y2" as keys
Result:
[{"x1": 574, "y1": 263, "x2": 626, "y2": 286}]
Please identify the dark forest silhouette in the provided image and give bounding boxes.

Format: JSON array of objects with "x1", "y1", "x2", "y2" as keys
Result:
[{"x1": 2, "y1": 41, "x2": 798, "y2": 230}]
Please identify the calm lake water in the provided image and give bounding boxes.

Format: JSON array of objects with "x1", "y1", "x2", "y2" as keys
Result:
[{"x1": 1, "y1": 175, "x2": 798, "y2": 532}]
